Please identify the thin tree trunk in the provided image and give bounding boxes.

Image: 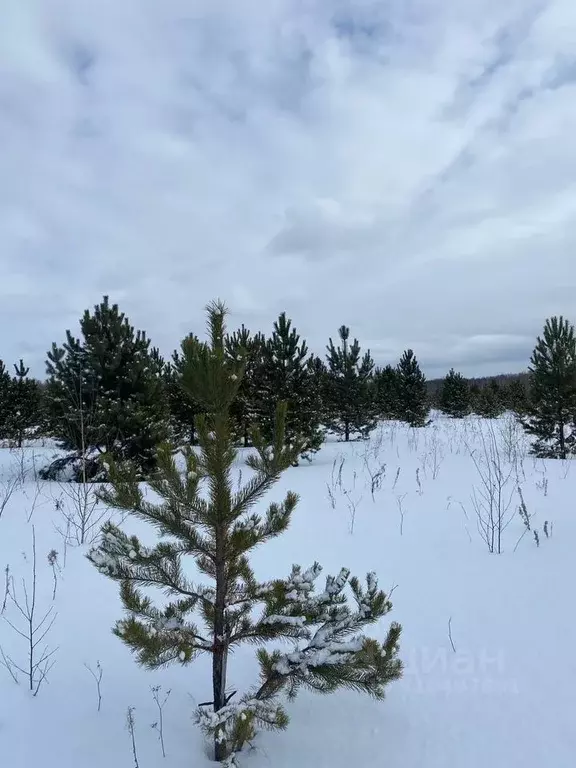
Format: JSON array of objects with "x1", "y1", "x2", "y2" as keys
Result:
[
  {"x1": 559, "y1": 415, "x2": 566, "y2": 460},
  {"x1": 213, "y1": 522, "x2": 229, "y2": 762},
  {"x1": 243, "y1": 419, "x2": 249, "y2": 448}
]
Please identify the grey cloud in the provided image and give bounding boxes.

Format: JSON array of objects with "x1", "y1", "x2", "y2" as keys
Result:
[
  {"x1": 0, "y1": 0, "x2": 575, "y2": 380},
  {"x1": 422, "y1": 335, "x2": 533, "y2": 374}
]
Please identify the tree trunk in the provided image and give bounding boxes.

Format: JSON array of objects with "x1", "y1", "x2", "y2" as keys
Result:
[
  {"x1": 344, "y1": 419, "x2": 350, "y2": 442},
  {"x1": 213, "y1": 528, "x2": 229, "y2": 762},
  {"x1": 559, "y1": 416, "x2": 566, "y2": 460}
]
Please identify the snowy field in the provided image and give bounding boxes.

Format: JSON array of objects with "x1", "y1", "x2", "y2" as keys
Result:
[{"x1": 1, "y1": 415, "x2": 575, "y2": 768}]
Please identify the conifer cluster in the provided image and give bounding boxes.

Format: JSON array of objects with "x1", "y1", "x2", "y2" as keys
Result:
[{"x1": 0, "y1": 295, "x2": 569, "y2": 468}]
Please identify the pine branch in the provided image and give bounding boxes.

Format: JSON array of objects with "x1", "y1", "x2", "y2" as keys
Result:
[{"x1": 87, "y1": 524, "x2": 216, "y2": 610}]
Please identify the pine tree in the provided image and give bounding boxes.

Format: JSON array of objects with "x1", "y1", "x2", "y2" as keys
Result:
[
  {"x1": 44, "y1": 296, "x2": 168, "y2": 479},
  {"x1": 87, "y1": 301, "x2": 402, "y2": 764},
  {"x1": 474, "y1": 380, "x2": 504, "y2": 419},
  {"x1": 306, "y1": 354, "x2": 329, "y2": 426},
  {"x1": 0, "y1": 361, "x2": 12, "y2": 440},
  {"x1": 325, "y1": 326, "x2": 378, "y2": 441},
  {"x1": 165, "y1": 334, "x2": 204, "y2": 446},
  {"x1": 5, "y1": 360, "x2": 41, "y2": 447},
  {"x1": 522, "y1": 316, "x2": 576, "y2": 459},
  {"x1": 374, "y1": 364, "x2": 400, "y2": 420},
  {"x1": 439, "y1": 368, "x2": 470, "y2": 418},
  {"x1": 504, "y1": 377, "x2": 529, "y2": 416},
  {"x1": 395, "y1": 350, "x2": 429, "y2": 427},
  {"x1": 44, "y1": 331, "x2": 98, "y2": 478},
  {"x1": 225, "y1": 325, "x2": 266, "y2": 447},
  {"x1": 256, "y1": 313, "x2": 324, "y2": 462}
]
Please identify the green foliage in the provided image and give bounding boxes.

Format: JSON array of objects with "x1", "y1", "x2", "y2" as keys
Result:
[
  {"x1": 165, "y1": 334, "x2": 204, "y2": 446},
  {"x1": 5, "y1": 360, "x2": 41, "y2": 446},
  {"x1": 522, "y1": 316, "x2": 576, "y2": 459},
  {"x1": 44, "y1": 296, "x2": 168, "y2": 479},
  {"x1": 504, "y1": 377, "x2": 529, "y2": 416},
  {"x1": 0, "y1": 361, "x2": 12, "y2": 440},
  {"x1": 254, "y1": 313, "x2": 325, "y2": 462},
  {"x1": 395, "y1": 350, "x2": 429, "y2": 427},
  {"x1": 88, "y1": 300, "x2": 402, "y2": 764},
  {"x1": 439, "y1": 368, "x2": 470, "y2": 418},
  {"x1": 473, "y1": 380, "x2": 505, "y2": 419},
  {"x1": 306, "y1": 354, "x2": 330, "y2": 425},
  {"x1": 225, "y1": 325, "x2": 266, "y2": 447},
  {"x1": 325, "y1": 326, "x2": 378, "y2": 441},
  {"x1": 0, "y1": 360, "x2": 42, "y2": 445},
  {"x1": 374, "y1": 365, "x2": 400, "y2": 420}
]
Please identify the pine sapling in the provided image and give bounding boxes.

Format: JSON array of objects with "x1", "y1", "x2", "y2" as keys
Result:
[{"x1": 88, "y1": 301, "x2": 402, "y2": 765}]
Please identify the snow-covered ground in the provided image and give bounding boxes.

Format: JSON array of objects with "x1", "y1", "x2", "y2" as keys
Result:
[{"x1": 1, "y1": 416, "x2": 575, "y2": 768}]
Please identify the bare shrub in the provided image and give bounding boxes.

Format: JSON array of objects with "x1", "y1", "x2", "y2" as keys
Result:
[
  {"x1": 342, "y1": 469, "x2": 363, "y2": 534},
  {"x1": 85, "y1": 660, "x2": 103, "y2": 712},
  {"x1": 1, "y1": 526, "x2": 59, "y2": 693},
  {"x1": 126, "y1": 706, "x2": 141, "y2": 768},
  {"x1": 466, "y1": 422, "x2": 516, "y2": 554},
  {"x1": 151, "y1": 685, "x2": 171, "y2": 758},
  {"x1": 498, "y1": 414, "x2": 526, "y2": 475},
  {"x1": 446, "y1": 497, "x2": 472, "y2": 544},
  {"x1": 2, "y1": 564, "x2": 12, "y2": 613},
  {"x1": 396, "y1": 493, "x2": 408, "y2": 535},
  {"x1": 421, "y1": 426, "x2": 445, "y2": 479},
  {"x1": 0, "y1": 473, "x2": 20, "y2": 520},
  {"x1": 47, "y1": 550, "x2": 61, "y2": 601},
  {"x1": 415, "y1": 467, "x2": 423, "y2": 496},
  {"x1": 361, "y1": 435, "x2": 387, "y2": 501},
  {"x1": 533, "y1": 459, "x2": 549, "y2": 496},
  {"x1": 54, "y1": 475, "x2": 109, "y2": 546}
]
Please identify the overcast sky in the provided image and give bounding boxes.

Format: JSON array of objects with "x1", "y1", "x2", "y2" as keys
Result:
[{"x1": 1, "y1": 0, "x2": 575, "y2": 380}]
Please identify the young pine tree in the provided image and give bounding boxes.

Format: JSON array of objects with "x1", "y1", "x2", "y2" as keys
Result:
[
  {"x1": 256, "y1": 313, "x2": 324, "y2": 463},
  {"x1": 87, "y1": 301, "x2": 402, "y2": 765},
  {"x1": 0, "y1": 361, "x2": 12, "y2": 440},
  {"x1": 439, "y1": 368, "x2": 470, "y2": 418},
  {"x1": 44, "y1": 332, "x2": 99, "y2": 478},
  {"x1": 395, "y1": 350, "x2": 429, "y2": 427},
  {"x1": 165, "y1": 334, "x2": 204, "y2": 446},
  {"x1": 224, "y1": 325, "x2": 267, "y2": 447},
  {"x1": 306, "y1": 354, "x2": 329, "y2": 426},
  {"x1": 6, "y1": 360, "x2": 41, "y2": 447},
  {"x1": 325, "y1": 326, "x2": 378, "y2": 441},
  {"x1": 504, "y1": 377, "x2": 529, "y2": 416},
  {"x1": 374, "y1": 364, "x2": 400, "y2": 420},
  {"x1": 44, "y1": 296, "x2": 168, "y2": 479},
  {"x1": 522, "y1": 316, "x2": 576, "y2": 459},
  {"x1": 474, "y1": 379, "x2": 504, "y2": 419}
]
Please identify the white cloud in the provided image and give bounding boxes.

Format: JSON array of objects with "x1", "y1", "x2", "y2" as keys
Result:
[{"x1": 1, "y1": 0, "x2": 575, "y2": 379}]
